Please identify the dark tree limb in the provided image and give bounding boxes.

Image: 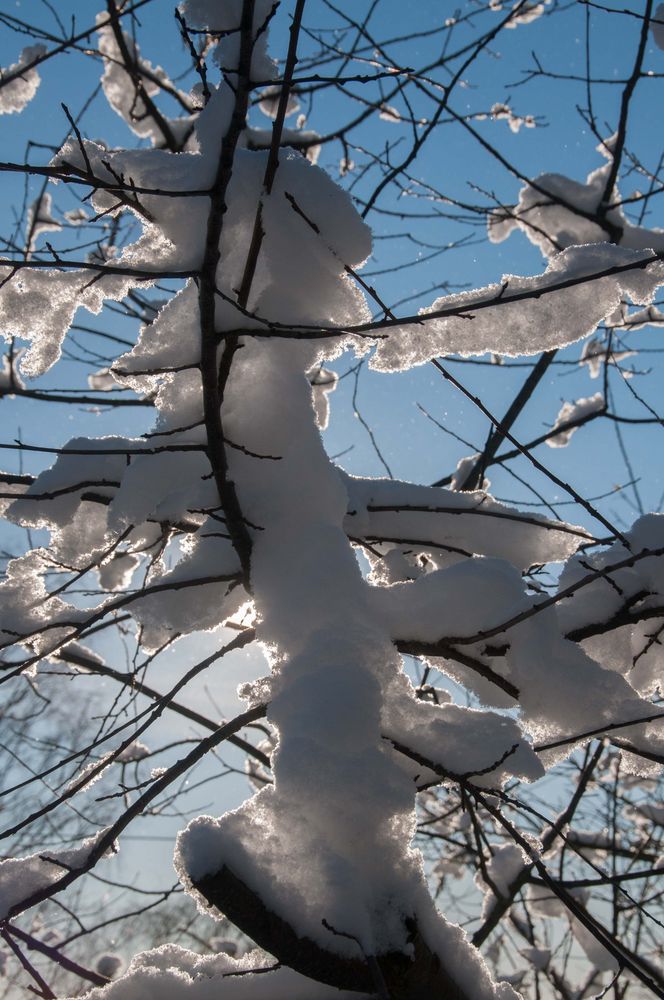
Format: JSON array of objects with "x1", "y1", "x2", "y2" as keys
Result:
[{"x1": 194, "y1": 864, "x2": 474, "y2": 999}]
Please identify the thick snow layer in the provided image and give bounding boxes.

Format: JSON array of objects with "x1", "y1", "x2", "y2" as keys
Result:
[
  {"x1": 162, "y1": 247, "x2": 516, "y2": 1000},
  {"x1": 561, "y1": 512, "x2": 664, "y2": 713},
  {"x1": 488, "y1": 140, "x2": 664, "y2": 259},
  {"x1": 373, "y1": 556, "x2": 531, "y2": 643},
  {"x1": 503, "y1": 587, "x2": 659, "y2": 748},
  {"x1": 0, "y1": 548, "x2": 83, "y2": 656},
  {"x1": 382, "y1": 674, "x2": 544, "y2": 785},
  {"x1": 344, "y1": 474, "x2": 590, "y2": 569},
  {"x1": 413, "y1": 902, "x2": 521, "y2": 1000},
  {"x1": 131, "y1": 522, "x2": 244, "y2": 649},
  {"x1": 246, "y1": 124, "x2": 322, "y2": 163},
  {"x1": 546, "y1": 392, "x2": 604, "y2": 448},
  {"x1": 69, "y1": 944, "x2": 374, "y2": 999},
  {"x1": 0, "y1": 266, "x2": 135, "y2": 377},
  {"x1": 179, "y1": 0, "x2": 278, "y2": 82},
  {"x1": 4, "y1": 61, "x2": 375, "y2": 674},
  {"x1": 7, "y1": 437, "x2": 127, "y2": 528},
  {"x1": 0, "y1": 829, "x2": 111, "y2": 920},
  {"x1": 371, "y1": 244, "x2": 664, "y2": 371},
  {"x1": 477, "y1": 844, "x2": 526, "y2": 903},
  {"x1": 0, "y1": 45, "x2": 46, "y2": 114},
  {"x1": 180, "y1": 334, "x2": 428, "y2": 959},
  {"x1": 97, "y1": 14, "x2": 194, "y2": 147},
  {"x1": 557, "y1": 514, "x2": 664, "y2": 638},
  {"x1": 108, "y1": 450, "x2": 210, "y2": 531}
]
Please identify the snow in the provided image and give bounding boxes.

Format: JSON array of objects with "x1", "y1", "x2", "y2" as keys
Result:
[
  {"x1": 88, "y1": 367, "x2": 118, "y2": 391},
  {"x1": 0, "y1": 829, "x2": 112, "y2": 920},
  {"x1": 450, "y1": 452, "x2": 489, "y2": 490},
  {"x1": 179, "y1": 0, "x2": 278, "y2": 83},
  {"x1": 69, "y1": 944, "x2": 374, "y2": 999},
  {"x1": 477, "y1": 844, "x2": 526, "y2": 901},
  {"x1": 344, "y1": 474, "x2": 591, "y2": 570},
  {"x1": 0, "y1": 45, "x2": 46, "y2": 115},
  {"x1": 526, "y1": 884, "x2": 568, "y2": 919},
  {"x1": 490, "y1": 102, "x2": 535, "y2": 133},
  {"x1": 64, "y1": 755, "x2": 112, "y2": 794},
  {"x1": 0, "y1": 548, "x2": 83, "y2": 657},
  {"x1": 96, "y1": 14, "x2": 195, "y2": 147},
  {"x1": 379, "y1": 103, "x2": 401, "y2": 122},
  {"x1": 108, "y1": 450, "x2": 211, "y2": 531},
  {"x1": 131, "y1": 525, "x2": 244, "y2": 649},
  {"x1": 579, "y1": 336, "x2": 635, "y2": 378},
  {"x1": 150, "y1": 30, "x2": 524, "y2": 981},
  {"x1": 309, "y1": 366, "x2": 338, "y2": 430},
  {"x1": 413, "y1": 904, "x2": 522, "y2": 999},
  {"x1": 26, "y1": 192, "x2": 61, "y2": 253},
  {"x1": 173, "y1": 334, "x2": 429, "y2": 960},
  {"x1": 247, "y1": 124, "x2": 322, "y2": 163},
  {"x1": 506, "y1": 607, "x2": 659, "y2": 749},
  {"x1": 371, "y1": 243, "x2": 664, "y2": 372},
  {"x1": 488, "y1": 206, "x2": 519, "y2": 244},
  {"x1": 117, "y1": 740, "x2": 151, "y2": 763},
  {"x1": 504, "y1": 2, "x2": 545, "y2": 28},
  {"x1": 556, "y1": 514, "x2": 664, "y2": 644},
  {"x1": 372, "y1": 555, "x2": 531, "y2": 644},
  {"x1": 65, "y1": 206, "x2": 90, "y2": 225},
  {"x1": 258, "y1": 85, "x2": 300, "y2": 119},
  {"x1": 546, "y1": 392, "x2": 604, "y2": 448},
  {"x1": 0, "y1": 266, "x2": 135, "y2": 377},
  {"x1": 487, "y1": 139, "x2": 664, "y2": 259},
  {"x1": 624, "y1": 801, "x2": 664, "y2": 827},
  {"x1": 383, "y1": 684, "x2": 544, "y2": 786},
  {"x1": 8, "y1": 437, "x2": 127, "y2": 527}
]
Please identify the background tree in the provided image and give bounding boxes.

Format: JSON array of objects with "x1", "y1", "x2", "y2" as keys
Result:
[{"x1": 1, "y1": 1, "x2": 664, "y2": 997}]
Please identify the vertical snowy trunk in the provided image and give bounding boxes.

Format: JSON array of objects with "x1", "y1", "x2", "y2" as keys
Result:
[
  {"x1": 183, "y1": 336, "x2": 420, "y2": 930},
  {"x1": 178, "y1": 340, "x2": 517, "y2": 999},
  {"x1": 226, "y1": 338, "x2": 418, "y2": 945}
]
